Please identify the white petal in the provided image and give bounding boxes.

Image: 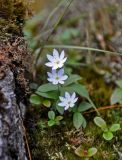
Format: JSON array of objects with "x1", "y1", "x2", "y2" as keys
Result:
[
  {"x1": 47, "y1": 54, "x2": 54, "y2": 62},
  {"x1": 52, "y1": 80, "x2": 58, "y2": 85},
  {"x1": 52, "y1": 69, "x2": 56, "y2": 75},
  {"x1": 65, "y1": 92, "x2": 70, "y2": 99},
  {"x1": 58, "y1": 102, "x2": 65, "y2": 107},
  {"x1": 47, "y1": 78, "x2": 53, "y2": 82},
  {"x1": 60, "y1": 75, "x2": 68, "y2": 81},
  {"x1": 59, "y1": 96, "x2": 66, "y2": 102},
  {"x1": 57, "y1": 63, "x2": 64, "y2": 69},
  {"x1": 58, "y1": 68, "x2": 64, "y2": 76},
  {"x1": 45, "y1": 62, "x2": 53, "y2": 67},
  {"x1": 62, "y1": 57, "x2": 67, "y2": 63},
  {"x1": 71, "y1": 92, "x2": 76, "y2": 99},
  {"x1": 70, "y1": 103, "x2": 75, "y2": 108},
  {"x1": 65, "y1": 105, "x2": 69, "y2": 110},
  {"x1": 73, "y1": 97, "x2": 78, "y2": 103},
  {"x1": 52, "y1": 64, "x2": 59, "y2": 70},
  {"x1": 53, "y1": 49, "x2": 59, "y2": 59},
  {"x1": 60, "y1": 50, "x2": 65, "y2": 59},
  {"x1": 47, "y1": 72, "x2": 52, "y2": 78},
  {"x1": 59, "y1": 80, "x2": 65, "y2": 84}
]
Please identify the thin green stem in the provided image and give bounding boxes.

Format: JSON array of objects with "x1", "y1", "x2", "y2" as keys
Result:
[
  {"x1": 88, "y1": 98, "x2": 100, "y2": 116},
  {"x1": 44, "y1": 44, "x2": 122, "y2": 56}
]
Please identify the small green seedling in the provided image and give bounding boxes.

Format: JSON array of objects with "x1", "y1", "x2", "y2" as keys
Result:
[
  {"x1": 94, "y1": 117, "x2": 121, "y2": 141},
  {"x1": 48, "y1": 111, "x2": 63, "y2": 127},
  {"x1": 75, "y1": 146, "x2": 97, "y2": 160}
]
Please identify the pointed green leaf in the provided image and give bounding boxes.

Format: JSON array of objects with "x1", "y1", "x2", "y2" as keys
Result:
[
  {"x1": 110, "y1": 124, "x2": 120, "y2": 132},
  {"x1": 37, "y1": 83, "x2": 58, "y2": 92},
  {"x1": 36, "y1": 90, "x2": 58, "y2": 99},
  {"x1": 48, "y1": 111, "x2": 55, "y2": 120},
  {"x1": 48, "y1": 120, "x2": 55, "y2": 126},
  {"x1": 78, "y1": 102, "x2": 92, "y2": 112},
  {"x1": 30, "y1": 94, "x2": 42, "y2": 105},
  {"x1": 64, "y1": 74, "x2": 82, "y2": 86},
  {"x1": 72, "y1": 84, "x2": 90, "y2": 99},
  {"x1": 55, "y1": 116, "x2": 63, "y2": 121},
  {"x1": 73, "y1": 112, "x2": 84, "y2": 129},
  {"x1": 103, "y1": 131, "x2": 113, "y2": 141},
  {"x1": 116, "y1": 80, "x2": 122, "y2": 88},
  {"x1": 94, "y1": 117, "x2": 107, "y2": 131},
  {"x1": 56, "y1": 105, "x2": 64, "y2": 115},
  {"x1": 43, "y1": 99, "x2": 51, "y2": 107},
  {"x1": 111, "y1": 88, "x2": 122, "y2": 104},
  {"x1": 75, "y1": 146, "x2": 87, "y2": 157}
]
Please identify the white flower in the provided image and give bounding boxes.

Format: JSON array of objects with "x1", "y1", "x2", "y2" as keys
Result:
[
  {"x1": 47, "y1": 68, "x2": 68, "y2": 85},
  {"x1": 58, "y1": 92, "x2": 78, "y2": 110},
  {"x1": 45, "y1": 49, "x2": 67, "y2": 69}
]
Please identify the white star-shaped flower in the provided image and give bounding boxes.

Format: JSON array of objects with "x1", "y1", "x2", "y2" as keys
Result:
[
  {"x1": 45, "y1": 49, "x2": 67, "y2": 69},
  {"x1": 58, "y1": 92, "x2": 78, "y2": 110},
  {"x1": 47, "y1": 68, "x2": 68, "y2": 85}
]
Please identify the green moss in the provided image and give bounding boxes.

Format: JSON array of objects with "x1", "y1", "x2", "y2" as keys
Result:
[
  {"x1": 80, "y1": 67, "x2": 113, "y2": 107},
  {"x1": 0, "y1": 0, "x2": 26, "y2": 38}
]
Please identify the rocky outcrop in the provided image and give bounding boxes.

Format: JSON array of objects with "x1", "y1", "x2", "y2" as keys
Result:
[{"x1": 0, "y1": 68, "x2": 27, "y2": 160}]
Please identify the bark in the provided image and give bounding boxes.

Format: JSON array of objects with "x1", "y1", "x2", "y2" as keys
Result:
[{"x1": 0, "y1": 68, "x2": 27, "y2": 160}]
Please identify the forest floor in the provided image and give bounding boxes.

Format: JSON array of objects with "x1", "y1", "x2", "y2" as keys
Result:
[
  {"x1": 1, "y1": 0, "x2": 122, "y2": 160},
  {"x1": 25, "y1": 1, "x2": 122, "y2": 160}
]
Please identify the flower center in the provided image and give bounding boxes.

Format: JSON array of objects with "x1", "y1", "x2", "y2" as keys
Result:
[
  {"x1": 55, "y1": 76, "x2": 59, "y2": 80},
  {"x1": 55, "y1": 60, "x2": 60, "y2": 64},
  {"x1": 68, "y1": 101, "x2": 71, "y2": 105}
]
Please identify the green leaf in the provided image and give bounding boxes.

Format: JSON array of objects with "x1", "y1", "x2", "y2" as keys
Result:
[
  {"x1": 110, "y1": 124, "x2": 120, "y2": 132},
  {"x1": 64, "y1": 74, "x2": 82, "y2": 86},
  {"x1": 48, "y1": 111, "x2": 55, "y2": 120},
  {"x1": 103, "y1": 131, "x2": 113, "y2": 141},
  {"x1": 78, "y1": 102, "x2": 92, "y2": 112},
  {"x1": 48, "y1": 120, "x2": 55, "y2": 126},
  {"x1": 37, "y1": 83, "x2": 58, "y2": 92},
  {"x1": 75, "y1": 146, "x2": 87, "y2": 157},
  {"x1": 116, "y1": 80, "x2": 122, "y2": 88},
  {"x1": 88, "y1": 147, "x2": 97, "y2": 157},
  {"x1": 73, "y1": 112, "x2": 84, "y2": 129},
  {"x1": 56, "y1": 105, "x2": 64, "y2": 115},
  {"x1": 43, "y1": 99, "x2": 51, "y2": 107},
  {"x1": 55, "y1": 116, "x2": 63, "y2": 121},
  {"x1": 110, "y1": 88, "x2": 122, "y2": 104},
  {"x1": 94, "y1": 117, "x2": 107, "y2": 131},
  {"x1": 62, "y1": 84, "x2": 90, "y2": 99},
  {"x1": 36, "y1": 90, "x2": 58, "y2": 99},
  {"x1": 30, "y1": 94, "x2": 42, "y2": 105},
  {"x1": 71, "y1": 84, "x2": 90, "y2": 99}
]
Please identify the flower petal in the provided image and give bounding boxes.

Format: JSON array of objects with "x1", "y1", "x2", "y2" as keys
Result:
[
  {"x1": 47, "y1": 54, "x2": 54, "y2": 62},
  {"x1": 52, "y1": 64, "x2": 59, "y2": 70},
  {"x1": 65, "y1": 92, "x2": 70, "y2": 99},
  {"x1": 58, "y1": 80, "x2": 65, "y2": 84},
  {"x1": 58, "y1": 68, "x2": 64, "y2": 76},
  {"x1": 73, "y1": 97, "x2": 78, "y2": 103},
  {"x1": 70, "y1": 103, "x2": 75, "y2": 108},
  {"x1": 60, "y1": 75, "x2": 68, "y2": 81},
  {"x1": 64, "y1": 105, "x2": 69, "y2": 110},
  {"x1": 45, "y1": 62, "x2": 53, "y2": 67},
  {"x1": 53, "y1": 49, "x2": 59, "y2": 59},
  {"x1": 60, "y1": 50, "x2": 65, "y2": 60},
  {"x1": 71, "y1": 92, "x2": 76, "y2": 99},
  {"x1": 58, "y1": 102, "x2": 65, "y2": 107},
  {"x1": 47, "y1": 72, "x2": 52, "y2": 78},
  {"x1": 59, "y1": 96, "x2": 65, "y2": 101},
  {"x1": 62, "y1": 57, "x2": 67, "y2": 63}
]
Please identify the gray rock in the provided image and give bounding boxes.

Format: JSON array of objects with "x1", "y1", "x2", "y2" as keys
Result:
[{"x1": 0, "y1": 69, "x2": 27, "y2": 160}]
